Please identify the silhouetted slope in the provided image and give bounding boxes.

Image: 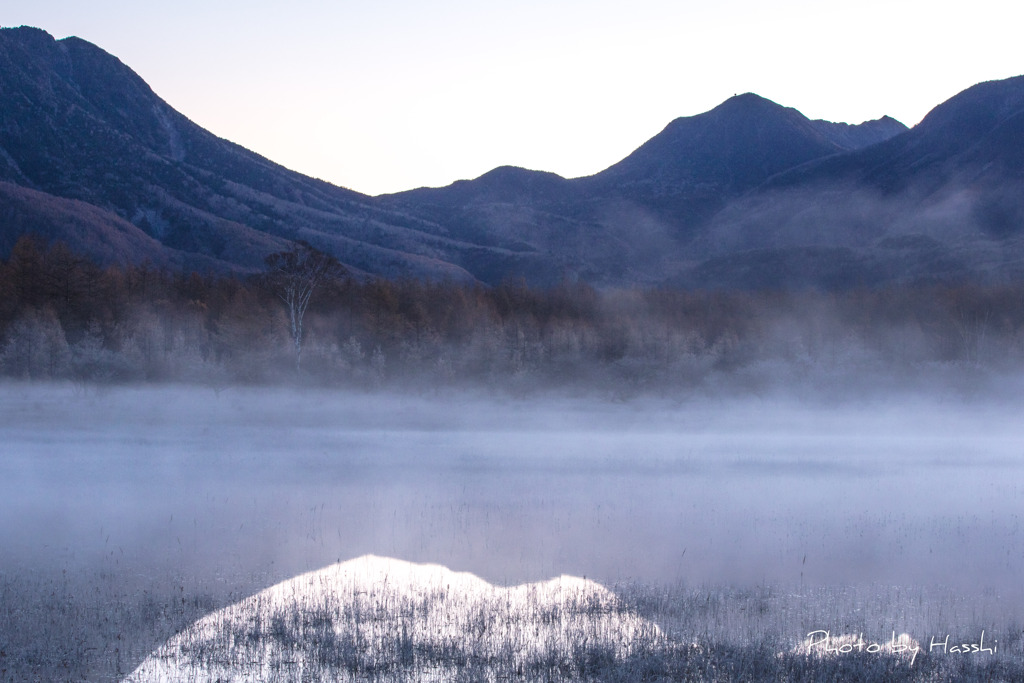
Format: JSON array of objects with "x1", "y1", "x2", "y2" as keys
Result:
[
  {"x1": 0, "y1": 181, "x2": 181, "y2": 266},
  {"x1": 386, "y1": 94, "x2": 908, "y2": 284},
  {"x1": 764, "y1": 76, "x2": 1024, "y2": 193},
  {"x1": 587, "y1": 94, "x2": 843, "y2": 194},
  {"x1": 395, "y1": 166, "x2": 577, "y2": 208},
  {"x1": 383, "y1": 170, "x2": 607, "y2": 283},
  {"x1": 683, "y1": 76, "x2": 1024, "y2": 288},
  {"x1": 810, "y1": 115, "x2": 907, "y2": 151},
  {"x1": 2, "y1": 24, "x2": 1020, "y2": 289},
  {"x1": 0, "y1": 26, "x2": 480, "y2": 279}
]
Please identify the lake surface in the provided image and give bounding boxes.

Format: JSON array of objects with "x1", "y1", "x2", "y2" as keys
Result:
[{"x1": 2, "y1": 382, "x2": 1022, "y2": 614}]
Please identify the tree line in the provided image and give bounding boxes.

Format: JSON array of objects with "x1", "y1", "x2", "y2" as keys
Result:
[{"x1": 2, "y1": 235, "x2": 1023, "y2": 394}]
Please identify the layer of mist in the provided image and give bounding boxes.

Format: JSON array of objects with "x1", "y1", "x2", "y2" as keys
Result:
[
  {"x1": 3, "y1": 383, "x2": 1022, "y2": 590},
  {"x1": 3, "y1": 382, "x2": 1023, "y2": 679}
]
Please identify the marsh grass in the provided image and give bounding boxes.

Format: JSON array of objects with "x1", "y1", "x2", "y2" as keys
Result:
[
  {"x1": 126, "y1": 556, "x2": 662, "y2": 682},
  {"x1": 2, "y1": 562, "x2": 1023, "y2": 682},
  {"x1": 0, "y1": 564, "x2": 235, "y2": 683}
]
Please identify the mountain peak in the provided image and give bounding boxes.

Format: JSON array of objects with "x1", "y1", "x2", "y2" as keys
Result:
[
  {"x1": 474, "y1": 165, "x2": 567, "y2": 188},
  {"x1": 0, "y1": 26, "x2": 475, "y2": 280},
  {"x1": 913, "y1": 75, "x2": 1024, "y2": 152},
  {"x1": 713, "y1": 92, "x2": 783, "y2": 111},
  {"x1": 589, "y1": 91, "x2": 839, "y2": 197},
  {"x1": 1, "y1": 25, "x2": 56, "y2": 41}
]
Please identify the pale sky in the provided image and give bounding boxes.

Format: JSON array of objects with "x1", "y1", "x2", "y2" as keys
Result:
[{"x1": 4, "y1": 1, "x2": 1022, "y2": 195}]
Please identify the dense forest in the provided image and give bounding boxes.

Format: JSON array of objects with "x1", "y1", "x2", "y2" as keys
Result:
[{"x1": 2, "y1": 235, "x2": 1023, "y2": 395}]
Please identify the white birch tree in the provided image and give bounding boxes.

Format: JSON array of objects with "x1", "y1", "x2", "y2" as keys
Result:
[{"x1": 264, "y1": 242, "x2": 345, "y2": 371}]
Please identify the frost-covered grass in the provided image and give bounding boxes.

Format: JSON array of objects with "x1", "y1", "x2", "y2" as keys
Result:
[
  {"x1": 127, "y1": 557, "x2": 1024, "y2": 683},
  {"x1": 3, "y1": 560, "x2": 1024, "y2": 681},
  {"x1": 126, "y1": 555, "x2": 661, "y2": 682}
]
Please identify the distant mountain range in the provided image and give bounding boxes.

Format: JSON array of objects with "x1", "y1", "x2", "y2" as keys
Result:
[{"x1": 2, "y1": 25, "x2": 1023, "y2": 289}]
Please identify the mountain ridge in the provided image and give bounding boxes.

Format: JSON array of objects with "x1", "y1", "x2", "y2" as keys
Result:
[
  {"x1": 1, "y1": 25, "x2": 1022, "y2": 289},
  {"x1": 0, "y1": 26, "x2": 483, "y2": 279}
]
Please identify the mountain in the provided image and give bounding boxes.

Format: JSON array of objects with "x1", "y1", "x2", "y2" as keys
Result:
[
  {"x1": 2, "y1": 25, "x2": 1021, "y2": 289},
  {"x1": 586, "y1": 94, "x2": 851, "y2": 194},
  {"x1": 384, "y1": 94, "x2": 908, "y2": 284},
  {"x1": 382, "y1": 166, "x2": 615, "y2": 283},
  {"x1": 578, "y1": 93, "x2": 906, "y2": 230},
  {"x1": 759, "y1": 76, "x2": 1024, "y2": 194},
  {"x1": 0, "y1": 26, "x2": 488, "y2": 280},
  {"x1": 684, "y1": 76, "x2": 1024, "y2": 288}
]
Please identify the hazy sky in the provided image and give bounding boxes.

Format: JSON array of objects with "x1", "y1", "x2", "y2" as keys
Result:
[{"x1": 4, "y1": 1, "x2": 1022, "y2": 195}]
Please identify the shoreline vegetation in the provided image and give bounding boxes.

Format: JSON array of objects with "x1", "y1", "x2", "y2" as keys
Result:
[
  {"x1": 1, "y1": 235, "x2": 1023, "y2": 397},
  {"x1": 122, "y1": 556, "x2": 1014, "y2": 683},
  {"x1": 2, "y1": 555, "x2": 1022, "y2": 682}
]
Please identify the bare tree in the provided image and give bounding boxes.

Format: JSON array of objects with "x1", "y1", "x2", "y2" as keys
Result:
[{"x1": 264, "y1": 242, "x2": 345, "y2": 371}]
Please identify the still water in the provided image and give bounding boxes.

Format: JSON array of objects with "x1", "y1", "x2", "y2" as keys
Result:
[{"x1": 1, "y1": 383, "x2": 1022, "y2": 608}]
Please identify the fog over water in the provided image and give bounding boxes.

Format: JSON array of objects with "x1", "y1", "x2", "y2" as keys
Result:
[{"x1": 2, "y1": 382, "x2": 1023, "y2": 614}]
